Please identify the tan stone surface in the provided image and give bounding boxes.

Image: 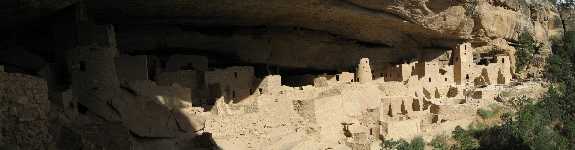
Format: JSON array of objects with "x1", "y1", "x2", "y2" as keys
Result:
[{"x1": 357, "y1": 58, "x2": 373, "y2": 83}]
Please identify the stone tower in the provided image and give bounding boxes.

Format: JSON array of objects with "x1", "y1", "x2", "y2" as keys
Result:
[
  {"x1": 497, "y1": 55, "x2": 512, "y2": 85},
  {"x1": 67, "y1": 23, "x2": 121, "y2": 120},
  {"x1": 454, "y1": 42, "x2": 473, "y2": 85},
  {"x1": 357, "y1": 58, "x2": 373, "y2": 83}
]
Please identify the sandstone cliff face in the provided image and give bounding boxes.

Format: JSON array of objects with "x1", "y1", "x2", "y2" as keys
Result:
[
  {"x1": 0, "y1": 0, "x2": 79, "y2": 28},
  {"x1": 0, "y1": 0, "x2": 563, "y2": 71},
  {"x1": 81, "y1": 0, "x2": 562, "y2": 72}
]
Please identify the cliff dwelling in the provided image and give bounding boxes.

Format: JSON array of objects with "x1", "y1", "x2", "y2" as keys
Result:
[{"x1": 0, "y1": 0, "x2": 565, "y2": 149}]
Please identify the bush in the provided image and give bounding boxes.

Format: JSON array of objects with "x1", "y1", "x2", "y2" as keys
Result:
[
  {"x1": 383, "y1": 137, "x2": 425, "y2": 150},
  {"x1": 477, "y1": 108, "x2": 495, "y2": 119},
  {"x1": 508, "y1": 96, "x2": 534, "y2": 111},
  {"x1": 498, "y1": 91, "x2": 511, "y2": 98},
  {"x1": 468, "y1": 121, "x2": 488, "y2": 133},
  {"x1": 472, "y1": 122, "x2": 529, "y2": 149},
  {"x1": 383, "y1": 139, "x2": 409, "y2": 150},
  {"x1": 487, "y1": 104, "x2": 503, "y2": 113},
  {"x1": 477, "y1": 104, "x2": 502, "y2": 119},
  {"x1": 451, "y1": 126, "x2": 480, "y2": 150},
  {"x1": 406, "y1": 137, "x2": 425, "y2": 150},
  {"x1": 430, "y1": 135, "x2": 449, "y2": 150}
]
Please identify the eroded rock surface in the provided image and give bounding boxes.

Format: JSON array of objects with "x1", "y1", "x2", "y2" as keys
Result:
[
  {"x1": 0, "y1": 73, "x2": 52, "y2": 149},
  {"x1": 0, "y1": 0, "x2": 563, "y2": 72},
  {"x1": 80, "y1": 0, "x2": 560, "y2": 73}
]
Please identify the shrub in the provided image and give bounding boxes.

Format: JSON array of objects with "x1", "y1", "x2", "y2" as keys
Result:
[
  {"x1": 487, "y1": 104, "x2": 503, "y2": 113},
  {"x1": 477, "y1": 104, "x2": 504, "y2": 119},
  {"x1": 498, "y1": 91, "x2": 511, "y2": 98},
  {"x1": 452, "y1": 126, "x2": 480, "y2": 150},
  {"x1": 468, "y1": 121, "x2": 488, "y2": 133},
  {"x1": 508, "y1": 96, "x2": 534, "y2": 111},
  {"x1": 430, "y1": 135, "x2": 449, "y2": 150},
  {"x1": 383, "y1": 139, "x2": 409, "y2": 150},
  {"x1": 477, "y1": 108, "x2": 496, "y2": 119},
  {"x1": 383, "y1": 137, "x2": 425, "y2": 150},
  {"x1": 406, "y1": 137, "x2": 425, "y2": 150}
]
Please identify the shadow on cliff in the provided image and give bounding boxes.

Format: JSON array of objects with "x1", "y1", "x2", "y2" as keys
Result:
[
  {"x1": 50, "y1": 86, "x2": 222, "y2": 149},
  {"x1": 117, "y1": 84, "x2": 221, "y2": 149}
]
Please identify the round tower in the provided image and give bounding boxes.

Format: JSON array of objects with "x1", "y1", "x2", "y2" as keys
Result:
[{"x1": 357, "y1": 58, "x2": 373, "y2": 83}]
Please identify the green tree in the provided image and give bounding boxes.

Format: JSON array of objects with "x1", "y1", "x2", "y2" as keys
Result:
[
  {"x1": 515, "y1": 32, "x2": 540, "y2": 73},
  {"x1": 462, "y1": 21, "x2": 575, "y2": 150}
]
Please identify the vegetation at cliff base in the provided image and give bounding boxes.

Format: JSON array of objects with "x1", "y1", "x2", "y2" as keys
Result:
[
  {"x1": 430, "y1": 135, "x2": 449, "y2": 150},
  {"x1": 423, "y1": 29, "x2": 575, "y2": 149},
  {"x1": 383, "y1": 137, "x2": 425, "y2": 150},
  {"x1": 477, "y1": 104, "x2": 502, "y2": 119},
  {"x1": 514, "y1": 32, "x2": 540, "y2": 73},
  {"x1": 449, "y1": 31, "x2": 575, "y2": 149}
]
